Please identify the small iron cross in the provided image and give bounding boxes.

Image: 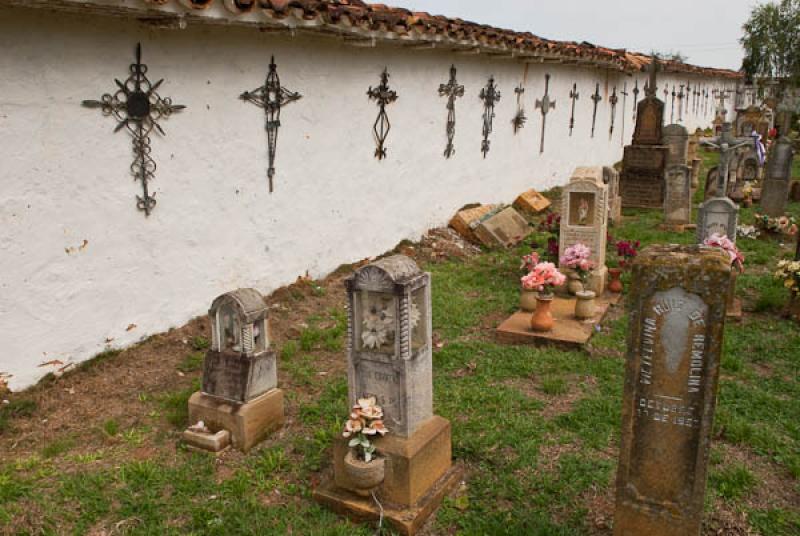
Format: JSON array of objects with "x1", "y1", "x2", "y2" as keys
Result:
[
  {"x1": 438, "y1": 65, "x2": 465, "y2": 159},
  {"x1": 677, "y1": 84, "x2": 686, "y2": 122},
  {"x1": 535, "y1": 74, "x2": 556, "y2": 153},
  {"x1": 619, "y1": 82, "x2": 629, "y2": 145},
  {"x1": 512, "y1": 83, "x2": 527, "y2": 134},
  {"x1": 608, "y1": 86, "x2": 619, "y2": 140},
  {"x1": 240, "y1": 56, "x2": 302, "y2": 193},
  {"x1": 83, "y1": 43, "x2": 185, "y2": 217},
  {"x1": 632, "y1": 79, "x2": 640, "y2": 122},
  {"x1": 479, "y1": 76, "x2": 501, "y2": 158},
  {"x1": 590, "y1": 83, "x2": 602, "y2": 138},
  {"x1": 367, "y1": 68, "x2": 399, "y2": 160},
  {"x1": 671, "y1": 85, "x2": 676, "y2": 123},
  {"x1": 568, "y1": 83, "x2": 580, "y2": 137}
]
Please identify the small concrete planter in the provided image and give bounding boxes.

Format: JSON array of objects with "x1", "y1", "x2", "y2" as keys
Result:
[
  {"x1": 574, "y1": 290, "x2": 597, "y2": 320},
  {"x1": 520, "y1": 289, "x2": 538, "y2": 312},
  {"x1": 567, "y1": 272, "x2": 583, "y2": 295},
  {"x1": 343, "y1": 450, "x2": 385, "y2": 497}
]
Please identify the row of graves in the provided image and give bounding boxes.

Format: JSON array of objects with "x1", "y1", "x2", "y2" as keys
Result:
[{"x1": 176, "y1": 65, "x2": 796, "y2": 536}]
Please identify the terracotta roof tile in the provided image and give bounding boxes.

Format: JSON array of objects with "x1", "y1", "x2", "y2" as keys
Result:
[{"x1": 140, "y1": 0, "x2": 741, "y2": 78}]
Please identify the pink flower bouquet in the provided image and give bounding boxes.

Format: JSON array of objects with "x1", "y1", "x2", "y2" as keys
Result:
[
  {"x1": 703, "y1": 233, "x2": 744, "y2": 273},
  {"x1": 521, "y1": 261, "x2": 567, "y2": 297},
  {"x1": 560, "y1": 243, "x2": 595, "y2": 291},
  {"x1": 520, "y1": 251, "x2": 540, "y2": 273}
]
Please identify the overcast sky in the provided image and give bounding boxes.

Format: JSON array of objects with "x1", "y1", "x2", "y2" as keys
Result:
[{"x1": 391, "y1": 0, "x2": 760, "y2": 71}]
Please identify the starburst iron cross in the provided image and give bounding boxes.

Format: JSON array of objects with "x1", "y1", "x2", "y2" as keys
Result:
[
  {"x1": 82, "y1": 43, "x2": 185, "y2": 217},
  {"x1": 479, "y1": 76, "x2": 501, "y2": 158},
  {"x1": 367, "y1": 68, "x2": 399, "y2": 161},
  {"x1": 438, "y1": 65, "x2": 464, "y2": 159},
  {"x1": 240, "y1": 56, "x2": 302, "y2": 193}
]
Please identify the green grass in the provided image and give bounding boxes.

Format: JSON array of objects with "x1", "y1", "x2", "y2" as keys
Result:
[{"x1": 1, "y1": 155, "x2": 799, "y2": 534}]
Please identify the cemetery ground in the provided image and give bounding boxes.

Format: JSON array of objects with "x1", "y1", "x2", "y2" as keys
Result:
[{"x1": 1, "y1": 154, "x2": 799, "y2": 536}]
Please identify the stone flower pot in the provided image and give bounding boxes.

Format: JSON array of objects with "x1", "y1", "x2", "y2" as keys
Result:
[
  {"x1": 574, "y1": 290, "x2": 597, "y2": 320},
  {"x1": 520, "y1": 289, "x2": 538, "y2": 312},
  {"x1": 608, "y1": 268, "x2": 623, "y2": 293},
  {"x1": 530, "y1": 294, "x2": 555, "y2": 332},
  {"x1": 343, "y1": 450, "x2": 385, "y2": 497}
]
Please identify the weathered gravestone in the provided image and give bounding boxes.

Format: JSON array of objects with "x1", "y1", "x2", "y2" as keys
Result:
[
  {"x1": 614, "y1": 244, "x2": 731, "y2": 536},
  {"x1": 697, "y1": 197, "x2": 738, "y2": 243},
  {"x1": 186, "y1": 289, "x2": 284, "y2": 452},
  {"x1": 621, "y1": 62, "x2": 668, "y2": 209},
  {"x1": 663, "y1": 165, "x2": 692, "y2": 230},
  {"x1": 603, "y1": 166, "x2": 623, "y2": 225},
  {"x1": 663, "y1": 124, "x2": 689, "y2": 168},
  {"x1": 560, "y1": 174, "x2": 608, "y2": 293},
  {"x1": 761, "y1": 138, "x2": 795, "y2": 217},
  {"x1": 315, "y1": 255, "x2": 461, "y2": 535}
]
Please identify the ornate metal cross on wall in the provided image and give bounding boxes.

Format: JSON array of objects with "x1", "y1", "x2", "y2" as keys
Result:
[
  {"x1": 535, "y1": 74, "x2": 556, "y2": 154},
  {"x1": 367, "y1": 68, "x2": 398, "y2": 161},
  {"x1": 632, "y1": 80, "x2": 640, "y2": 122},
  {"x1": 438, "y1": 65, "x2": 464, "y2": 159},
  {"x1": 479, "y1": 76, "x2": 501, "y2": 158},
  {"x1": 512, "y1": 83, "x2": 527, "y2": 134},
  {"x1": 240, "y1": 56, "x2": 302, "y2": 193},
  {"x1": 590, "y1": 83, "x2": 602, "y2": 138},
  {"x1": 568, "y1": 83, "x2": 579, "y2": 137},
  {"x1": 82, "y1": 43, "x2": 185, "y2": 217}
]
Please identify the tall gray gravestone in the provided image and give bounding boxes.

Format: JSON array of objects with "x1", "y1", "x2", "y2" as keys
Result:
[
  {"x1": 663, "y1": 124, "x2": 689, "y2": 167},
  {"x1": 614, "y1": 245, "x2": 731, "y2": 536},
  {"x1": 663, "y1": 165, "x2": 692, "y2": 229},
  {"x1": 761, "y1": 138, "x2": 795, "y2": 217}
]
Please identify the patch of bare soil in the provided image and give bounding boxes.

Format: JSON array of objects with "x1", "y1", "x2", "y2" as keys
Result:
[{"x1": 502, "y1": 374, "x2": 599, "y2": 420}]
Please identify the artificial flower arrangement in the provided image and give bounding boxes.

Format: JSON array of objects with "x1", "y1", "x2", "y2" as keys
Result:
[
  {"x1": 520, "y1": 251, "x2": 540, "y2": 273},
  {"x1": 754, "y1": 213, "x2": 799, "y2": 237},
  {"x1": 703, "y1": 233, "x2": 745, "y2": 273},
  {"x1": 615, "y1": 239, "x2": 641, "y2": 269},
  {"x1": 774, "y1": 260, "x2": 800, "y2": 296},
  {"x1": 521, "y1": 261, "x2": 567, "y2": 298},
  {"x1": 737, "y1": 224, "x2": 760, "y2": 240},
  {"x1": 560, "y1": 243, "x2": 594, "y2": 291},
  {"x1": 343, "y1": 396, "x2": 389, "y2": 463}
]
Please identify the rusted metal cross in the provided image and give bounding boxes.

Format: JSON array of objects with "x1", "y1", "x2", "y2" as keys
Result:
[
  {"x1": 438, "y1": 65, "x2": 464, "y2": 159},
  {"x1": 568, "y1": 83, "x2": 579, "y2": 137},
  {"x1": 608, "y1": 86, "x2": 619, "y2": 140},
  {"x1": 590, "y1": 83, "x2": 602, "y2": 138},
  {"x1": 535, "y1": 74, "x2": 556, "y2": 153}
]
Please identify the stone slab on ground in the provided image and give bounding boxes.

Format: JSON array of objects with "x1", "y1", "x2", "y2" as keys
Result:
[
  {"x1": 495, "y1": 292, "x2": 622, "y2": 348},
  {"x1": 513, "y1": 189, "x2": 551, "y2": 216},
  {"x1": 473, "y1": 207, "x2": 531, "y2": 248},
  {"x1": 313, "y1": 464, "x2": 464, "y2": 536},
  {"x1": 449, "y1": 204, "x2": 501, "y2": 244}
]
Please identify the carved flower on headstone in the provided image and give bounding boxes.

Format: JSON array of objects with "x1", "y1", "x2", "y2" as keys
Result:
[{"x1": 362, "y1": 301, "x2": 395, "y2": 349}]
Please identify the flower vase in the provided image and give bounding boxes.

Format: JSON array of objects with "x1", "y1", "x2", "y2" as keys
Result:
[
  {"x1": 530, "y1": 294, "x2": 555, "y2": 332},
  {"x1": 608, "y1": 268, "x2": 623, "y2": 293},
  {"x1": 520, "y1": 289, "x2": 539, "y2": 312},
  {"x1": 343, "y1": 450, "x2": 385, "y2": 497},
  {"x1": 574, "y1": 290, "x2": 597, "y2": 320},
  {"x1": 567, "y1": 273, "x2": 583, "y2": 295}
]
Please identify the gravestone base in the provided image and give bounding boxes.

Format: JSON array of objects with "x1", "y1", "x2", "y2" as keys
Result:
[
  {"x1": 187, "y1": 388, "x2": 284, "y2": 453},
  {"x1": 587, "y1": 267, "x2": 608, "y2": 296},
  {"x1": 314, "y1": 416, "x2": 462, "y2": 536},
  {"x1": 495, "y1": 293, "x2": 622, "y2": 349},
  {"x1": 614, "y1": 505, "x2": 703, "y2": 536}
]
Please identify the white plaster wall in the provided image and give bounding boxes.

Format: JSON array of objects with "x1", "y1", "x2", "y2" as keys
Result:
[{"x1": 0, "y1": 6, "x2": 737, "y2": 390}]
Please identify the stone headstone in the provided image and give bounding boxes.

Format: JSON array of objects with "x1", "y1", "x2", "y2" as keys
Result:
[
  {"x1": 664, "y1": 165, "x2": 692, "y2": 228},
  {"x1": 614, "y1": 244, "x2": 730, "y2": 536},
  {"x1": 449, "y1": 204, "x2": 502, "y2": 244},
  {"x1": 761, "y1": 138, "x2": 795, "y2": 217},
  {"x1": 663, "y1": 124, "x2": 689, "y2": 167},
  {"x1": 697, "y1": 197, "x2": 738, "y2": 243},
  {"x1": 621, "y1": 92, "x2": 668, "y2": 209},
  {"x1": 514, "y1": 189, "x2": 551, "y2": 215},
  {"x1": 633, "y1": 96, "x2": 665, "y2": 146},
  {"x1": 604, "y1": 166, "x2": 623, "y2": 225},
  {"x1": 559, "y1": 178, "x2": 608, "y2": 293}
]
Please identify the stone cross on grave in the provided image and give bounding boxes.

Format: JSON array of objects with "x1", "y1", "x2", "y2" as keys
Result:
[
  {"x1": 701, "y1": 123, "x2": 754, "y2": 195},
  {"x1": 715, "y1": 89, "x2": 732, "y2": 120},
  {"x1": 645, "y1": 57, "x2": 659, "y2": 98},
  {"x1": 240, "y1": 56, "x2": 303, "y2": 193},
  {"x1": 535, "y1": 74, "x2": 556, "y2": 153}
]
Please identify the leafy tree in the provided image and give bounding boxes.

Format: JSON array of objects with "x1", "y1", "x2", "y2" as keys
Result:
[{"x1": 741, "y1": 0, "x2": 800, "y2": 83}]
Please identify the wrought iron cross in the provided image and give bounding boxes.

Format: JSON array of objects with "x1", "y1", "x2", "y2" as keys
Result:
[
  {"x1": 535, "y1": 74, "x2": 556, "y2": 153},
  {"x1": 512, "y1": 83, "x2": 527, "y2": 134},
  {"x1": 240, "y1": 56, "x2": 302, "y2": 193},
  {"x1": 619, "y1": 82, "x2": 628, "y2": 145},
  {"x1": 590, "y1": 83, "x2": 602, "y2": 138},
  {"x1": 438, "y1": 65, "x2": 465, "y2": 159},
  {"x1": 632, "y1": 79, "x2": 640, "y2": 122},
  {"x1": 83, "y1": 43, "x2": 185, "y2": 217},
  {"x1": 671, "y1": 85, "x2": 676, "y2": 123},
  {"x1": 608, "y1": 86, "x2": 619, "y2": 140},
  {"x1": 684, "y1": 82, "x2": 691, "y2": 117},
  {"x1": 479, "y1": 76, "x2": 501, "y2": 158},
  {"x1": 677, "y1": 84, "x2": 686, "y2": 122},
  {"x1": 568, "y1": 83, "x2": 579, "y2": 137},
  {"x1": 367, "y1": 68, "x2": 398, "y2": 161}
]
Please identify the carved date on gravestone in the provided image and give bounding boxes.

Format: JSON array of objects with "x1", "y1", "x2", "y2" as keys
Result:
[
  {"x1": 354, "y1": 359, "x2": 405, "y2": 431},
  {"x1": 615, "y1": 246, "x2": 729, "y2": 536}
]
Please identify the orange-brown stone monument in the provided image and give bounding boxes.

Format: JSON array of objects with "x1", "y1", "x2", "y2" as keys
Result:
[{"x1": 613, "y1": 245, "x2": 731, "y2": 535}]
